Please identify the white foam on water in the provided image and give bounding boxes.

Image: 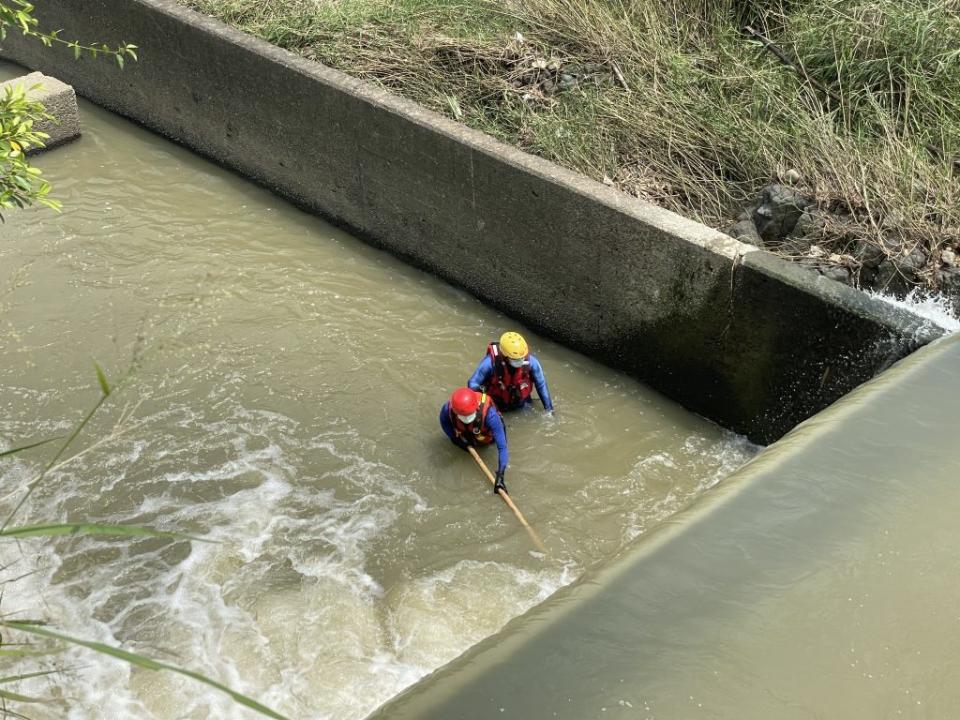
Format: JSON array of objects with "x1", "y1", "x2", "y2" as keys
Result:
[
  {"x1": 0, "y1": 399, "x2": 522, "y2": 719},
  {"x1": 622, "y1": 433, "x2": 759, "y2": 543},
  {"x1": 866, "y1": 288, "x2": 960, "y2": 333},
  {"x1": 27, "y1": 458, "x2": 298, "y2": 719},
  {"x1": 384, "y1": 559, "x2": 575, "y2": 669},
  {"x1": 0, "y1": 389, "x2": 757, "y2": 720}
]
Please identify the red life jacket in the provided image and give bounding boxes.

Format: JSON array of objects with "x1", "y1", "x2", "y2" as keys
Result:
[
  {"x1": 485, "y1": 342, "x2": 533, "y2": 410},
  {"x1": 450, "y1": 392, "x2": 495, "y2": 445}
]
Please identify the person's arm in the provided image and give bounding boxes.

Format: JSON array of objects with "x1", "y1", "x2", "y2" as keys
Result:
[
  {"x1": 529, "y1": 356, "x2": 554, "y2": 411},
  {"x1": 486, "y1": 408, "x2": 509, "y2": 474},
  {"x1": 467, "y1": 355, "x2": 494, "y2": 392},
  {"x1": 439, "y1": 403, "x2": 468, "y2": 449}
]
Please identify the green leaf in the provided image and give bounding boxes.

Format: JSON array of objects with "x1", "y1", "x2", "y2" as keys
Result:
[
  {"x1": 2, "y1": 622, "x2": 291, "y2": 720},
  {"x1": 93, "y1": 360, "x2": 110, "y2": 397},
  {"x1": 0, "y1": 523, "x2": 214, "y2": 543}
]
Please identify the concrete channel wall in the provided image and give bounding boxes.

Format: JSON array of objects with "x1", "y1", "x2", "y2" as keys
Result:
[{"x1": 0, "y1": 0, "x2": 941, "y2": 443}]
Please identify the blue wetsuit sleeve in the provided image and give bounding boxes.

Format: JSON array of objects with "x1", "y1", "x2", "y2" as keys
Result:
[
  {"x1": 439, "y1": 403, "x2": 467, "y2": 448},
  {"x1": 467, "y1": 355, "x2": 494, "y2": 391},
  {"x1": 486, "y1": 408, "x2": 509, "y2": 473},
  {"x1": 529, "y1": 356, "x2": 554, "y2": 411}
]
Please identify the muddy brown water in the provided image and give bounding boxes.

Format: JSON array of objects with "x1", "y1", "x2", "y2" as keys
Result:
[
  {"x1": 0, "y1": 64, "x2": 754, "y2": 718},
  {"x1": 375, "y1": 333, "x2": 960, "y2": 720}
]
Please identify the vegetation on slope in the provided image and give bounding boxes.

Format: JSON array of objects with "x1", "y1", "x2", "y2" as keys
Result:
[{"x1": 183, "y1": 0, "x2": 960, "y2": 296}]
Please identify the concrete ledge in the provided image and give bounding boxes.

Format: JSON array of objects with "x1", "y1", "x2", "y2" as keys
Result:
[
  {"x1": 0, "y1": 71, "x2": 80, "y2": 150},
  {"x1": 0, "y1": 0, "x2": 943, "y2": 442}
]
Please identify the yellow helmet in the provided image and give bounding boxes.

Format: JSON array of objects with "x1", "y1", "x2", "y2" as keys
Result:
[{"x1": 499, "y1": 331, "x2": 529, "y2": 360}]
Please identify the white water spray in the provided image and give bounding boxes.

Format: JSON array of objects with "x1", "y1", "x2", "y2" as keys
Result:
[{"x1": 867, "y1": 288, "x2": 960, "y2": 333}]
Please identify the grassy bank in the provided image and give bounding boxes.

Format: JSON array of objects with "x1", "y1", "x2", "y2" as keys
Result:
[{"x1": 181, "y1": 0, "x2": 960, "y2": 293}]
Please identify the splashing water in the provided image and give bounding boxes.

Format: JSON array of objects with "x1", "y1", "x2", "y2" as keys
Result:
[{"x1": 866, "y1": 288, "x2": 960, "y2": 333}]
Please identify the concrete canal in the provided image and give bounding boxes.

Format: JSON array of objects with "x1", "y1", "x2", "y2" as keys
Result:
[{"x1": 0, "y1": 64, "x2": 754, "y2": 718}]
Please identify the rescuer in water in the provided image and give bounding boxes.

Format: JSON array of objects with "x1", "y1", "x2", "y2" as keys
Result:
[
  {"x1": 467, "y1": 331, "x2": 554, "y2": 413},
  {"x1": 440, "y1": 387, "x2": 510, "y2": 494}
]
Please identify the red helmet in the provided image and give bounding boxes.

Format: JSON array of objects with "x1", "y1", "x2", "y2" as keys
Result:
[{"x1": 450, "y1": 387, "x2": 478, "y2": 416}]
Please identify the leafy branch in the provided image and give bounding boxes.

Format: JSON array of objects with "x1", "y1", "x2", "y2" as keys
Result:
[
  {"x1": 0, "y1": 1, "x2": 137, "y2": 68},
  {"x1": 0, "y1": 1, "x2": 137, "y2": 221},
  {"x1": 0, "y1": 82, "x2": 58, "y2": 222}
]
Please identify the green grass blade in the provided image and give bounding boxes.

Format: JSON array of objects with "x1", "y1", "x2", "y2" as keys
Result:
[
  {"x1": 0, "y1": 687, "x2": 41, "y2": 703},
  {"x1": 0, "y1": 436, "x2": 64, "y2": 459},
  {"x1": 0, "y1": 668, "x2": 62, "y2": 684},
  {"x1": 2, "y1": 622, "x2": 290, "y2": 720},
  {"x1": 93, "y1": 360, "x2": 111, "y2": 397},
  {"x1": 0, "y1": 648, "x2": 60, "y2": 659},
  {"x1": 0, "y1": 523, "x2": 214, "y2": 543}
]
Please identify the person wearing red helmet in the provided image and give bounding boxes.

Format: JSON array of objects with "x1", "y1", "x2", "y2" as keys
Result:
[{"x1": 439, "y1": 387, "x2": 510, "y2": 494}]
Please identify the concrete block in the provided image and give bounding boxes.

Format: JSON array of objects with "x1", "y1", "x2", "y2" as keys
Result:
[{"x1": 0, "y1": 71, "x2": 80, "y2": 150}]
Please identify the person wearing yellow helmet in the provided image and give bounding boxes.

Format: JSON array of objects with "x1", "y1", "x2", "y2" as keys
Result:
[{"x1": 467, "y1": 331, "x2": 554, "y2": 413}]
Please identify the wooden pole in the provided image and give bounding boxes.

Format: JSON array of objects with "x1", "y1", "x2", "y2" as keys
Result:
[{"x1": 467, "y1": 446, "x2": 547, "y2": 554}]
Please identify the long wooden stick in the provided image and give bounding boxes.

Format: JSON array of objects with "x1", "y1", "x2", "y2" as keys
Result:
[{"x1": 467, "y1": 446, "x2": 547, "y2": 554}]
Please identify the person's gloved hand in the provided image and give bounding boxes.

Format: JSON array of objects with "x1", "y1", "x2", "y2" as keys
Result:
[{"x1": 494, "y1": 470, "x2": 507, "y2": 495}]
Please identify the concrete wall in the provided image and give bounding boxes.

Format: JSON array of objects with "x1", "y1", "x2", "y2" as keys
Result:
[
  {"x1": 0, "y1": 71, "x2": 79, "y2": 149},
  {"x1": 0, "y1": 0, "x2": 941, "y2": 443}
]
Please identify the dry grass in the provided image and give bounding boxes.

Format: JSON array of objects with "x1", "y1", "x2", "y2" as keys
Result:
[{"x1": 181, "y1": 0, "x2": 960, "y2": 291}]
